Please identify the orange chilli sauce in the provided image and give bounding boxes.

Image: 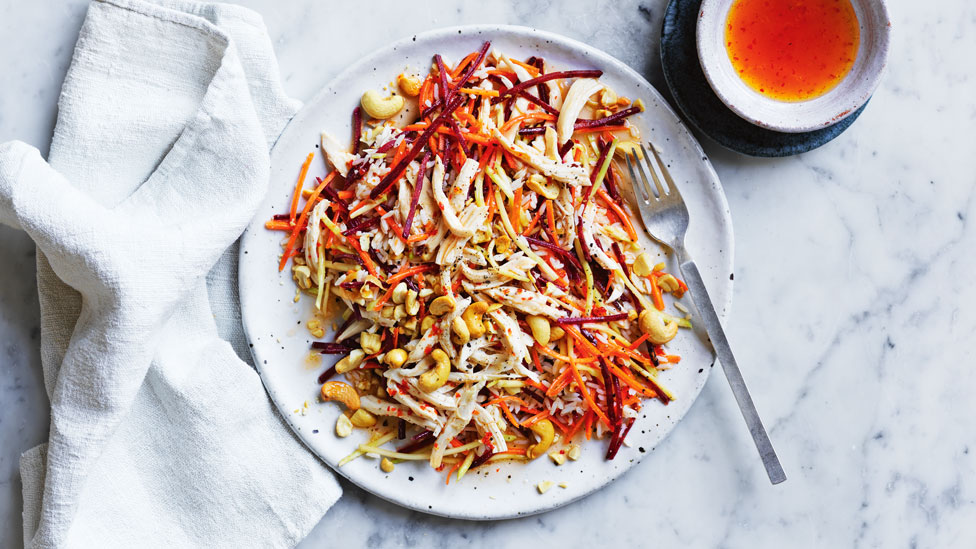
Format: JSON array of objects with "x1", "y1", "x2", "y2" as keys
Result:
[{"x1": 725, "y1": 0, "x2": 860, "y2": 102}]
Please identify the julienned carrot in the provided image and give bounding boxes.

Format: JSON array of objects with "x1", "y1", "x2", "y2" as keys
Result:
[
  {"x1": 289, "y1": 153, "x2": 314, "y2": 224},
  {"x1": 565, "y1": 414, "x2": 586, "y2": 440},
  {"x1": 445, "y1": 460, "x2": 463, "y2": 485},
  {"x1": 372, "y1": 266, "x2": 408, "y2": 311},
  {"x1": 387, "y1": 264, "x2": 437, "y2": 286},
  {"x1": 560, "y1": 325, "x2": 601, "y2": 357},
  {"x1": 522, "y1": 204, "x2": 545, "y2": 235},
  {"x1": 406, "y1": 226, "x2": 438, "y2": 243},
  {"x1": 568, "y1": 359, "x2": 611, "y2": 428},
  {"x1": 492, "y1": 400, "x2": 522, "y2": 428},
  {"x1": 649, "y1": 274, "x2": 665, "y2": 311},
  {"x1": 402, "y1": 122, "x2": 429, "y2": 132},
  {"x1": 545, "y1": 367, "x2": 574, "y2": 397},
  {"x1": 521, "y1": 410, "x2": 550, "y2": 427},
  {"x1": 509, "y1": 57, "x2": 541, "y2": 77},
  {"x1": 529, "y1": 347, "x2": 545, "y2": 373},
  {"x1": 265, "y1": 220, "x2": 292, "y2": 231},
  {"x1": 509, "y1": 187, "x2": 522, "y2": 233},
  {"x1": 626, "y1": 333, "x2": 651, "y2": 351},
  {"x1": 549, "y1": 415, "x2": 570, "y2": 435},
  {"x1": 278, "y1": 170, "x2": 337, "y2": 271},
  {"x1": 605, "y1": 360, "x2": 657, "y2": 398},
  {"x1": 451, "y1": 52, "x2": 479, "y2": 79},
  {"x1": 346, "y1": 236, "x2": 378, "y2": 278},
  {"x1": 434, "y1": 126, "x2": 491, "y2": 145},
  {"x1": 597, "y1": 189, "x2": 637, "y2": 241},
  {"x1": 533, "y1": 342, "x2": 597, "y2": 364},
  {"x1": 457, "y1": 87, "x2": 499, "y2": 97}
]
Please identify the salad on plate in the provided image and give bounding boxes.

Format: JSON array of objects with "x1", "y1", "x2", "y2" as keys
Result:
[{"x1": 266, "y1": 41, "x2": 694, "y2": 483}]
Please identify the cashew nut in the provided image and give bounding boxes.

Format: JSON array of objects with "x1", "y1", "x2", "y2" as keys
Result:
[
  {"x1": 335, "y1": 414, "x2": 353, "y2": 437},
  {"x1": 360, "y1": 90, "x2": 404, "y2": 120},
  {"x1": 657, "y1": 274, "x2": 680, "y2": 293},
  {"x1": 383, "y1": 348, "x2": 408, "y2": 368},
  {"x1": 526, "y1": 315, "x2": 551, "y2": 346},
  {"x1": 599, "y1": 88, "x2": 618, "y2": 108},
  {"x1": 495, "y1": 234, "x2": 512, "y2": 254},
  {"x1": 632, "y1": 252, "x2": 654, "y2": 277},
  {"x1": 404, "y1": 290, "x2": 420, "y2": 315},
  {"x1": 527, "y1": 419, "x2": 555, "y2": 459},
  {"x1": 567, "y1": 444, "x2": 581, "y2": 461},
  {"x1": 420, "y1": 315, "x2": 436, "y2": 333},
  {"x1": 614, "y1": 141, "x2": 643, "y2": 160},
  {"x1": 451, "y1": 316, "x2": 470, "y2": 345},
  {"x1": 306, "y1": 319, "x2": 325, "y2": 339},
  {"x1": 393, "y1": 304, "x2": 407, "y2": 321},
  {"x1": 639, "y1": 308, "x2": 679, "y2": 345},
  {"x1": 360, "y1": 332, "x2": 381, "y2": 355},
  {"x1": 349, "y1": 408, "x2": 377, "y2": 428},
  {"x1": 462, "y1": 302, "x2": 489, "y2": 339},
  {"x1": 418, "y1": 349, "x2": 450, "y2": 392},
  {"x1": 392, "y1": 282, "x2": 409, "y2": 304},
  {"x1": 292, "y1": 265, "x2": 312, "y2": 289},
  {"x1": 401, "y1": 317, "x2": 418, "y2": 335},
  {"x1": 335, "y1": 349, "x2": 366, "y2": 374},
  {"x1": 549, "y1": 325, "x2": 566, "y2": 342},
  {"x1": 380, "y1": 457, "x2": 396, "y2": 472},
  {"x1": 321, "y1": 381, "x2": 361, "y2": 410},
  {"x1": 428, "y1": 295, "x2": 456, "y2": 316},
  {"x1": 397, "y1": 73, "x2": 422, "y2": 97},
  {"x1": 526, "y1": 173, "x2": 560, "y2": 200}
]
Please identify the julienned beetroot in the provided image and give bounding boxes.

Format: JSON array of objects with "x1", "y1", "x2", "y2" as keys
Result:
[{"x1": 396, "y1": 430, "x2": 435, "y2": 453}]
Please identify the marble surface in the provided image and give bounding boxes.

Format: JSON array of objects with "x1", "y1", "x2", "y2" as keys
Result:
[{"x1": 1, "y1": 0, "x2": 974, "y2": 547}]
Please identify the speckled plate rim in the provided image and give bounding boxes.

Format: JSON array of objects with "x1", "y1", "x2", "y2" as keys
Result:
[{"x1": 240, "y1": 24, "x2": 734, "y2": 520}]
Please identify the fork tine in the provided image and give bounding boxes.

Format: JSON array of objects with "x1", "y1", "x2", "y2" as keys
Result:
[
  {"x1": 624, "y1": 153, "x2": 650, "y2": 203},
  {"x1": 648, "y1": 143, "x2": 682, "y2": 199},
  {"x1": 628, "y1": 150, "x2": 658, "y2": 200},
  {"x1": 640, "y1": 143, "x2": 668, "y2": 198}
]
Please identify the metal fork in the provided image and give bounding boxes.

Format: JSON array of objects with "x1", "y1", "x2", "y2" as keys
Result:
[{"x1": 624, "y1": 144, "x2": 786, "y2": 485}]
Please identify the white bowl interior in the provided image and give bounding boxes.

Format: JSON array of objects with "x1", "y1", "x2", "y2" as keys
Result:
[{"x1": 697, "y1": 0, "x2": 890, "y2": 133}]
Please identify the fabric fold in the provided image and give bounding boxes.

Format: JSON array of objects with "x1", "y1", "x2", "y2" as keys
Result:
[{"x1": 0, "y1": 1, "x2": 339, "y2": 547}]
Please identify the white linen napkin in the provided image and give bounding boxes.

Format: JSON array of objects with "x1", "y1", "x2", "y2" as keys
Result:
[{"x1": 0, "y1": 0, "x2": 340, "y2": 546}]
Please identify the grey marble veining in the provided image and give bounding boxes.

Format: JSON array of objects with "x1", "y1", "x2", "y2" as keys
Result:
[{"x1": 2, "y1": 0, "x2": 975, "y2": 547}]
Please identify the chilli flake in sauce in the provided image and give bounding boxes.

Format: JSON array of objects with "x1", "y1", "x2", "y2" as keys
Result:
[{"x1": 725, "y1": 0, "x2": 860, "y2": 102}]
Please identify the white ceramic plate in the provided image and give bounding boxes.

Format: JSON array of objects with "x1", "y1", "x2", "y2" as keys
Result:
[{"x1": 240, "y1": 25, "x2": 734, "y2": 520}]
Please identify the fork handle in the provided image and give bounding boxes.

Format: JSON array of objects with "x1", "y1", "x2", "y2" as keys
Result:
[{"x1": 677, "y1": 259, "x2": 787, "y2": 485}]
